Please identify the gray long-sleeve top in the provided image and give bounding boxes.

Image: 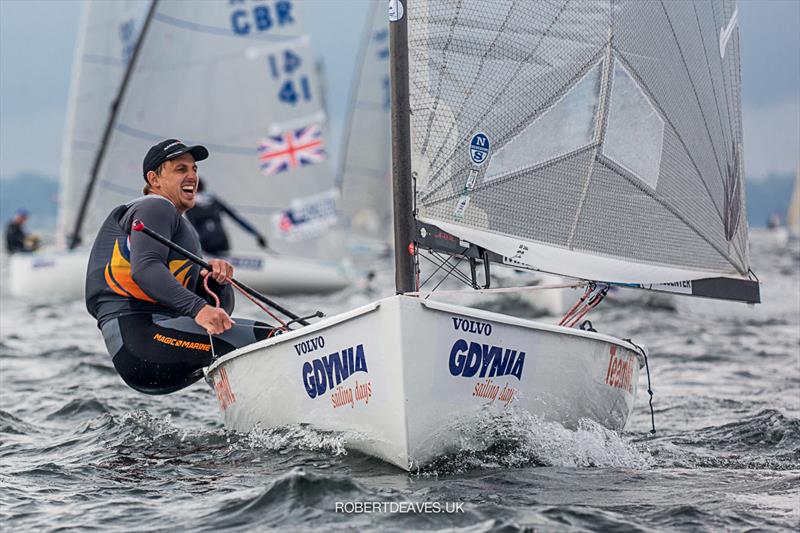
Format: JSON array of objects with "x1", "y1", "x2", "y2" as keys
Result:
[{"x1": 86, "y1": 195, "x2": 234, "y2": 327}]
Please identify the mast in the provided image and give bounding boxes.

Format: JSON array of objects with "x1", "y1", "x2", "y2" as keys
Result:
[
  {"x1": 389, "y1": 0, "x2": 416, "y2": 293},
  {"x1": 68, "y1": 0, "x2": 159, "y2": 249}
]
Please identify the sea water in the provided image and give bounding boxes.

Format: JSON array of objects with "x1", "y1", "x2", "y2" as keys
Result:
[{"x1": 1, "y1": 231, "x2": 798, "y2": 531}]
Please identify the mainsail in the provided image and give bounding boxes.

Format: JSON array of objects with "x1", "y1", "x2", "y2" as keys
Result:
[
  {"x1": 402, "y1": 0, "x2": 755, "y2": 298},
  {"x1": 57, "y1": 0, "x2": 147, "y2": 247},
  {"x1": 788, "y1": 163, "x2": 800, "y2": 238},
  {"x1": 337, "y1": 0, "x2": 392, "y2": 246},
  {"x1": 74, "y1": 0, "x2": 338, "y2": 257}
]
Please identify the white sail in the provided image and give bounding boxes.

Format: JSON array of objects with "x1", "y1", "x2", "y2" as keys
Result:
[
  {"x1": 81, "y1": 0, "x2": 338, "y2": 257},
  {"x1": 337, "y1": 0, "x2": 392, "y2": 246},
  {"x1": 408, "y1": 0, "x2": 752, "y2": 286},
  {"x1": 788, "y1": 163, "x2": 800, "y2": 238},
  {"x1": 56, "y1": 0, "x2": 148, "y2": 247}
]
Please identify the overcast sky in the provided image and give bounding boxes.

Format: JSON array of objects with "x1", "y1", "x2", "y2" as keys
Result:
[{"x1": 0, "y1": 0, "x2": 798, "y2": 181}]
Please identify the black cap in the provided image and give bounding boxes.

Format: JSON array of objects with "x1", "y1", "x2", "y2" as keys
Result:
[{"x1": 142, "y1": 139, "x2": 209, "y2": 180}]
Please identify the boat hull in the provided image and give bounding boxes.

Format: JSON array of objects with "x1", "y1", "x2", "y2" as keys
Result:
[
  {"x1": 208, "y1": 295, "x2": 642, "y2": 470},
  {"x1": 6, "y1": 249, "x2": 89, "y2": 300},
  {"x1": 6, "y1": 249, "x2": 350, "y2": 300},
  {"x1": 222, "y1": 252, "x2": 351, "y2": 295}
]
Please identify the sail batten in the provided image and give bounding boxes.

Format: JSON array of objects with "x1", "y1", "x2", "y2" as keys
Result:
[{"x1": 407, "y1": 0, "x2": 754, "y2": 294}]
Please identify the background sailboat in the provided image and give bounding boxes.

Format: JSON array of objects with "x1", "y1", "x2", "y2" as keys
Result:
[
  {"x1": 10, "y1": 0, "x2": 351, "y2": 299},
  {"x1": 334, "y1": 0, "x2": 393, "y2": 257},
  {"x1": 787, "y1": 163, "x2": 800, "y2": 241},
  {"x1": 8, "y1": 0, "x2": 147, "y2": 300}
]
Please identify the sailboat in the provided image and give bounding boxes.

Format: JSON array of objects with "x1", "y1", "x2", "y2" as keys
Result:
[
  {"x1": 8, "y1": 0, "x2": 350, "y2": 300},
  {"x1": 7, "y1": 0, "x2": 146, "y2": 300},
  {"x1": 788, "y1": 163, "x2": 800, "y2": 241},
  {"x1": 334, "y1": 0, "x2": 393, "y2": 258},
  {"x1": 207, "y1": 0, "x2": 759, "y2": 470}
]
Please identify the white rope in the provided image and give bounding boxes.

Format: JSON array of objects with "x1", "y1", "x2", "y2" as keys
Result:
[{"x1": 405, "y1": 281, "x2": 587, "y2": 298}]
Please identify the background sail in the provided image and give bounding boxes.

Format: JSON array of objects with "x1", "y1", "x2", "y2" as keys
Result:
[
  {"x1": 56, "y1": 0, "x2": 147, "y2": 247},
  {"x1": 337, "y1": 0, "x2": 392, "y2": 246},
  {"x1": 82, "y1": 0, "x2": 337, "y2": 257},
  {"x1": 408, "y1": 0, "x2": 751, "y2": 284}
]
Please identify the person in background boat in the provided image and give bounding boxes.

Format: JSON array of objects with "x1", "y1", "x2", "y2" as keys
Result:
[
  {"x1": 84, "y1": 139, "x2": 269, "y2": 395},
  {"x1": 186, "y1": 180, "x2": 268, "y2": 256},
  {"x1": 4, "y1": 209, "x2": 40, "y2": 254}
]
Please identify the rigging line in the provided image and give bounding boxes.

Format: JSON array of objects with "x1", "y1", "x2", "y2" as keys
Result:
[
  {"x1": 418, "y1": 250, "x2": 473, "y2": 288},
  {"x1": 422, "y1": 256, "x2": 468, "y2": 299},
  {"x1": 418, "y1": 0, "x2": 464, "y2": 157},
  {"x1": 407, "y1": 281, "x2": 585, "y2": 298},
  {"x1": 336, "y1": 0, "x2": 379, "y2": 185},
  {"x1": 429, "y1": 250, "x2": 477, "y2": 287},
  {"x1": 418, "y1": 253, "x2": 457, "y2": 289},
  {"x1": 418, "y1": 250, "x2": 473, "y2": 287},
  {"x1": 624, "y1": 338, "x2": 656, "y2": 435},
  {"x1": 660, "y1": 1, "x2": 728, "y2": 206},
  {"x1": 422, "y1": 1, "x2": 572, "y2": 194}
]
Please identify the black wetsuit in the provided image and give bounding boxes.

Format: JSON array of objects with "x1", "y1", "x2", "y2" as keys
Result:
[
  {"x1": 186, "y1": 192, "x2": 264, "y2": 255},
  {"x1": 5, "y1": 220, "x2": 27, "y2": 253},
  {"x1": 86, "y1": 196, "x2": 268, "y2": 394}
]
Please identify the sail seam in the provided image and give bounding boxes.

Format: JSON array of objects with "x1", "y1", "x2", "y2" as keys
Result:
[
  {"x1": 611, "y1": 53, "x2": 726, "y2": 225},
  {"x1": 568, "y1": 32, "x2": 615, "y2": 250},
  {"x1": 659, "y1": 0, "x2": 728, "y2": 220},
  {"x1": 153, "y1": 12, "x2": 298, "y2": 42},
  {"x1": 418, "y1": 0, "x2": 573, "y2": 198},
  {"x1": 419, "y1": 0, "x2": 465, "y2": 158}
]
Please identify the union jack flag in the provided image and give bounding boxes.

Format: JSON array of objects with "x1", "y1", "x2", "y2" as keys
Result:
[{"x1": 258, "y1": 124, "x2": 326, "y2": 176}]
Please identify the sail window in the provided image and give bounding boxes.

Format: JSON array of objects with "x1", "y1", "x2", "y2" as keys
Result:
[
  {"x1": 603, "y1": 60, "x2": 664, "y2": 189},
  {"x1": 484, "y1": 62, "x2": 602, "y2": 181}
]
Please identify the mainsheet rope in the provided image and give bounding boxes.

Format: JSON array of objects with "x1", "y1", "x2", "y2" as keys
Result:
[{"x1": 202, "y1": 272, "x2": 288, "y2": 343}]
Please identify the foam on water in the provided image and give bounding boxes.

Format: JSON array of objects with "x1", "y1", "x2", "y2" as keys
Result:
[{"x1": 417, "y1": 409, "x2": 652, "y2": 475}]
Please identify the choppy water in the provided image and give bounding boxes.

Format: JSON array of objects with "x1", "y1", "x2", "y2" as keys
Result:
[{"x1": 1, "y1": 231, "x2": 798, "y2": 531}]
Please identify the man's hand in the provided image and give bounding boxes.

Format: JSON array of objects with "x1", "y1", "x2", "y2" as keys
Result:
[
  {"x1": 195, "y1": 305, "x2": 234, "y2": 335},
  {"x1": 200, "y1": 258, "x2": 234, "y2": 284}
]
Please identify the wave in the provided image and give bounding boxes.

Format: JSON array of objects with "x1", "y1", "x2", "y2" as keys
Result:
[
  {"x1": 0, "y1": 409, "x2": 39, "y2": 435},
  {"x1": 644, "y1": 409, "x2": 800, "y2": 470},
  {"x1": 413, "y1": 410, "x2": 652, "y2": 475}
]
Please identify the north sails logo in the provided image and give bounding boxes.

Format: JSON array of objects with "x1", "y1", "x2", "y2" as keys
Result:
[{"x1": 164, "y1": 141, "x2": 182, "y2": 151}]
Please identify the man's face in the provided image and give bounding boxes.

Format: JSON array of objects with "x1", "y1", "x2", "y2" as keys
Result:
[{"x1": 147, "y1": 153, "x2": 198, "y2": 213}]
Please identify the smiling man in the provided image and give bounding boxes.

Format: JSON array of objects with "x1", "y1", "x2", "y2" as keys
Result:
[{"x1": 85, "y1": 139, "x2": 268, "y2": 395}]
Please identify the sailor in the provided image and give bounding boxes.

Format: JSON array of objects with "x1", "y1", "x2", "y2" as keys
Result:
[
  {"x1": 5, "y1": 209, "x2": 39, "y2": 253},
  {"x1": 85, "y1": 139, "x2": 269, "y2": 395},
  {"x1": 186, "y1": 179, "x2": 268, "y2": 255}
]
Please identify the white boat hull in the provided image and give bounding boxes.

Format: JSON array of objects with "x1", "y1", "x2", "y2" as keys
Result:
[
  {"x1": 5, "y1": 250, "x2": 350, "y2": 300},
  {"x1": 6, "y1": 249, "x2": 89, "y2": 301},
  {"x1": 222, "y1": 252, "x2": 351, "y2": 295},
  {"x1": 208, "y1": 295, "x2": 642, "y2": 470}
]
